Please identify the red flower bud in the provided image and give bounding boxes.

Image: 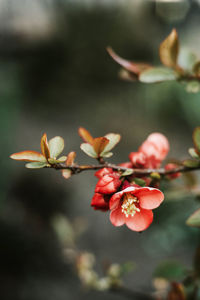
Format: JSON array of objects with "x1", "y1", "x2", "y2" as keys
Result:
[
  {"x1": 95, "y1": 173, "x2": 122, "y2": 194},
  {"x1": 95, "y1": 167, "x2": 113, "y2": 179}
]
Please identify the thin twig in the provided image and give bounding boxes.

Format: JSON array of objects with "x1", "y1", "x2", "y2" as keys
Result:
[{"x1": 51, "y1": 162, "x2": 200, "y2": 176}]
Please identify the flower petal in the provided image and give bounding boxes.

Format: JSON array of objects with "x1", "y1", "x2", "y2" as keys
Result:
[
  {"x1": 10, "y1": 151, "x2": 46, "y2": 162},
  {"x1": 110, "y1": 206, "x2": 125, "y2": 226},
  {"x1": 109, "y1": 190, "x2": 124, "y2": 210},
  {"x1": 91, "y1": 193, "x2": 109, "y2": 211},
  {"x1": 125, "y1": 209, "x2": 153, "y2": 232},
  {"x1": 147, "y1": 133, "x2": 169, "y2": 160},
  {"x1": 134, "y1": 187, "x2": 164, "y2": 210}
]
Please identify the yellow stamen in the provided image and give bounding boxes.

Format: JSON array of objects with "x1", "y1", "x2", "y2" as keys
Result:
[{"x1": 121, "y1": 194, "x2": 140, "y2": 218}]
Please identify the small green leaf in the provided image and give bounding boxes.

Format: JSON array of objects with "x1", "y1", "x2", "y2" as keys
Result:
[
  {"x1": 48, "y1": 157, "x2": 67, "y2": 164},
  {"x1": 25, "y1": 162, "x2": 48, "y2": 169},
  {"x1": 188, "y1": 148, "x2": 200, "y2": 159},
  {"x1": 121, "y1": 169, "x2": 134, "y2": 177},
  {"x1": 178, "y1": 48, "x2": 198, "y2": 73},
  {"x1": 101, "y1": 151, "x2": 113, "y2": 158},
  {"x1": 183, "y1": 159, "x2": 199, "y2": 168},
  {"x1": 57, "y1": 156, "x2": 67, "y2": 162},
  {"x1": 186, "y1": 208, "x2": 200, "y2": 228},
  {"x1": 134, "y1": 178, "x2": 146, "y2": 187},
  {"x1": 80, "y1": 143, "x2": 97, "y2": 158},
  {"x1": 153, "y1": 261, "x2": 187, "y2": 281},
  {"x1": 49, "y1": 136, "x2": 64, "y2": 158},
  {"x1": 193, "y1": 127, "x2": 200, "y2": 154},
  {"x1": 102, "y1": 133, "x2": 121, "y2": 154},
  {"x1": 139, "y1": 67, "x2": 178, "y2": 83},
  {"x1": 185, "y1": 81, "x2": 200, "y2": 93}
]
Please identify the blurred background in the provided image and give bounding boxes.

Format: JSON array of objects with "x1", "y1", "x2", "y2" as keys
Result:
[{"x1": 1, "y1": 0, "x2": 200, "y2": 299}]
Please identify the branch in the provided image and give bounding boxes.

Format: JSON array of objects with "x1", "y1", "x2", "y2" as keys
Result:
[{"x1": 52, "y1": 162, "x2": 200, "y2": 176}]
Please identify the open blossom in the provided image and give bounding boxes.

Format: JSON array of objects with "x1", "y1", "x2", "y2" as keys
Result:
[
  {"x1": 109, "y1": 186, "x2": 164, "y2": 232},
  {"x1": 129, "y1": 133, "x2": 169, "y2": 169}
]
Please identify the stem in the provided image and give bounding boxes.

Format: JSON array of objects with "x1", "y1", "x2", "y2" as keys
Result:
[{"x1": 52, "y1": 162, "x2": 200, "y2": 176}]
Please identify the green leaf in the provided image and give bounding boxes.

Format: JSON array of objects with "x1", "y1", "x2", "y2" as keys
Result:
[
  {"x1": 185, "y1": 81, "x2": 200, "y2": 93},
  {"x1": 193, "y1": 127, "x2": 200, "y2": 154},
  {"x1": 48, "y1": 157, "x2": 67, "y2": 164},
  {"x1": 186, "y1": 208, "x2": 200, "y2": 228},
  {"x1": 121, "y1": 169, "x2": 134, "y2": 177},
  {"x1": 80, "y1": 143, "x2": 97, "y2": 158},
  {"x1": 102, "y1": 133, "x2": 121, "y2": 154},
  {"x1": 49, "y1": 136, "x2": 64, "y2": 158},
  {"x1": 188, "y1": 148, "x2": 200, "y2": 159},
  {"x1": 139, "y1": 67, "x2": 178, "y2": 83},
  {"x1": 25, "y1": 162, "x2": 48, "y2": 169},
  {"x1": 101, "y1": 151, "x2": 113, "y2": 158},
  {"x1": 183, "y1": 159, "x2": 199, "y2": 168},
  {"x1": 178, "y1": 48, "x2": 198, "y2": 73},
  {"x1": 153, "y1": 261, "x2": 187, "y2": 281},
  {"x1": 134, "y1": 178, "x2": 146, "y2": 187},
  {"x1": 57, "y1": 156, "x2": 67, "y2": 163}
]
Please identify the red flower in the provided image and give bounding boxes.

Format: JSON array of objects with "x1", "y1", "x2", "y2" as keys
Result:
[
  {"x1": 91, "y1": 193, "x2": 110, "y2": 211},
  {"x1": 95, "y1": 173, "x2": 122, "y2": 194},
  {"x1": 129, "y1": 133, "x2": 169, "y2": 169},
  {"x1": 139, "y1": 133, "x2": 169, "y2": 162},
  {"x1": 109, "y1": 186, "x2": 164, "y2": 232}
]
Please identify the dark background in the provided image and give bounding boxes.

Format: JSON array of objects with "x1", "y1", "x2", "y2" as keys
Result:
[{"x1": 1, "y1": 0, "x2": 200, "y2": 299}]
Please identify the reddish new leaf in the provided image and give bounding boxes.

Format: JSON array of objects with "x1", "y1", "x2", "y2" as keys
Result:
[
  {"x1": 107, "y1": 47, "x2": 151, "y2": 75},
  {"x1": 159, "y1": 29, "x2": 179, "y2": 68},
  {"x1": 93, "y1": 137, "x2": 109, "y2": 156},
  {"x1": 66, "y1": 151, "x2": 76, "y2": 166},
  {"x1": 10, "y1": 151, "x2": 46, "y2": 162},
  {"x1": 41, "y1": 133, "x2": 50, "y2": 160},
  {"x1": 78, "y1": 127, "x2": 94, "y2": 144}
]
